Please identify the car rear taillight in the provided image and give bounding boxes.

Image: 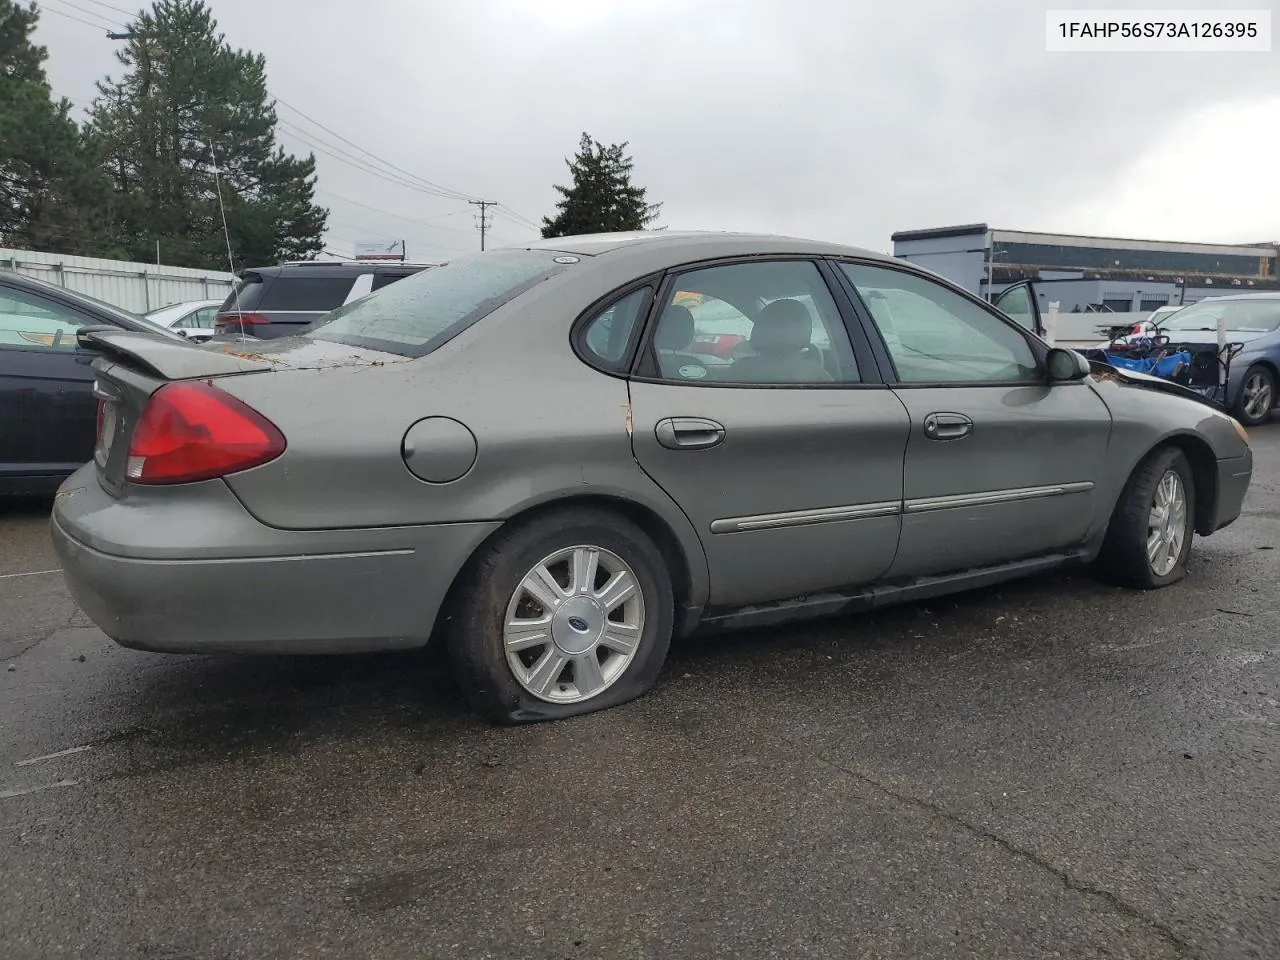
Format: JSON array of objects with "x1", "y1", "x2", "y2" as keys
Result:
[
  {"x1": 95, "y1": 399, "x2": 104, "y2": 439},
  {"x1": 215, "y1": 311, "x2": 268, "y2": 328},
  {"x1": 126, "y1": 382, "x2": 286, "y2": 484}
]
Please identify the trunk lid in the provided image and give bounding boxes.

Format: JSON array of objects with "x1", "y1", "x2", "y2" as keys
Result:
[{"x1": 81, "y1": 329, "x2": 403, "y2": 497}]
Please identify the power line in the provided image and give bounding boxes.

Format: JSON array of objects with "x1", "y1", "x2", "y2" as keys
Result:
[
  {"x1": 271, "y1": 93, "x2": 477, "y2": 204},
  {"x1": 320, "y1": 197, "x2": 507, "y2": 242},
  {"x1": 496, "y1": 204, "x2": 542, "y2": 232},
  {"x1": 314, "y1": 191, "x2": 473, "y2": 232},
  {"x1": 38, "y1": 2, "x2": 114, "y2": 31},
  {"x1": 79, "y1": 0, "x2": 136, "y2": 16},
  {"x1": 277, "y1": 120, "x2": 478, "y2": 203},
  {"x1": 43, "y1": 0, "x2": 119, "y2": 27}
]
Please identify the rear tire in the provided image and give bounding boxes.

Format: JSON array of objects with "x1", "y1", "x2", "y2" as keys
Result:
[
  {"x1": 1095, "y1": 446, "x2": 1195, "y2": 589},
  {"x1": 444, "y1": 507, "x2": 674, "y2": 724}
]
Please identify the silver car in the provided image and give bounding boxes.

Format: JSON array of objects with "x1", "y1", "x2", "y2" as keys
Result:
[{"x1": 51, "y1": 232, "x2": 1254, "y2": 724}]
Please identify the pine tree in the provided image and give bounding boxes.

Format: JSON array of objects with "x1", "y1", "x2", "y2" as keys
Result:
[
  {"x1": 0, "y1": 1, "x2": 113, "y2": 254},
  {"x1": 86, "y1": 0, "x2": 327, "y2": 270},
  {"x1": 541, "y1": 132, "x2": 660, "y2": 238}
]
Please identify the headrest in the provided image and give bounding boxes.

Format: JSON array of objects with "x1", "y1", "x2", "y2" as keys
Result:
[
  {"x1": 656, "y1": 304, "x2": 696, "y2": 351},
  {"x1": 750, "y1": 299, "x2": 812, "y2": 356}
]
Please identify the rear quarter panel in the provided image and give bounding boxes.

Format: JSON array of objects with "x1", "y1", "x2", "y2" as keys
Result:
[{"x1": 213, "y1": 265, "x2": 712, "y2": 604}]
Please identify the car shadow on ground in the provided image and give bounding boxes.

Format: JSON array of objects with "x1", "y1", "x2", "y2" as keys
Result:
[{"x1": 97, "y1": 566, "x2": 1116, "y2": 772}]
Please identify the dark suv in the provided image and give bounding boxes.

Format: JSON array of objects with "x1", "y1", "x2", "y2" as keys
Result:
[{"x1": 214, "y1": 260, "x2": 433, "y2": 340}]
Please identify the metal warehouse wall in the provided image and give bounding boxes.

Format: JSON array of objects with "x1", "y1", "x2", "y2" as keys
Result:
[
  {"x1": 892, "y1": 232, "x2": 990, "y2": 292},
  {"x1": 0, "y1": 248, "x2": 236, "y2": 314}
]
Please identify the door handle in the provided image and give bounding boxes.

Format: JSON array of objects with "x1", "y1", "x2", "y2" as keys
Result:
[
  {"x1": 655, "y1": 417, "x2": 726, "y2": 451},
  {"x1": 923, "y1": 412, "x2": 973, "y2": 441}
]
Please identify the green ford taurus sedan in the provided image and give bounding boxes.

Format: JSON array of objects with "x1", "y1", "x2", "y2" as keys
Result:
[{"x1": 51, "y1": 231, "x2": 1254, "y2": 723}]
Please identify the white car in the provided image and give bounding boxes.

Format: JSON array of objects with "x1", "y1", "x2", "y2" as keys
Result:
[
  {"x1": 1093, "y1": 304, "x2": 1189, "y2": 349},
  {"x1": 144, "y1": 299, "x2": 224, "y2": 343}
]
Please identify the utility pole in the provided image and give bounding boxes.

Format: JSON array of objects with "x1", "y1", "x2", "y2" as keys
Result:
[{"x1": 469, "y1": 199, "x2": 496, "y2": 251}]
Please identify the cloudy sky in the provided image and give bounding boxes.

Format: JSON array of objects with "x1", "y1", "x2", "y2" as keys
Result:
[{"x1": 31, "y1": 0, "x2": 1280, "y2": 260}]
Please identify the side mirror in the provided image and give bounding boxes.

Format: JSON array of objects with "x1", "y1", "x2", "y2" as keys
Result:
[{"x1": 1047, "y1": 347, "x2": 1090, "y2": 382}]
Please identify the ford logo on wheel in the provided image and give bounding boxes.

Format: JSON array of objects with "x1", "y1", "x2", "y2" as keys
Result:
[{"x1": 567, "y1": 616, "x2": 590, "y2": 632}]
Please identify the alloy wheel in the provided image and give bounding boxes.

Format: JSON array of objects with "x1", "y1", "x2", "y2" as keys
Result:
[
  {"x1": 1147, "y1": 470, "x2": 1188, "y2": 577},
  {"x1": 502, "y1": 545, "x2": 645, "y2": 704}
]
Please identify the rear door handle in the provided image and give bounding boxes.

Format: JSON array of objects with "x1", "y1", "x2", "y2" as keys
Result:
[
  {"x1": 923, "y1": 412, "x2": 973, "y2": 441},
  {"x1": 655, "y1": 417, "x2": 726, "y2": 451}
]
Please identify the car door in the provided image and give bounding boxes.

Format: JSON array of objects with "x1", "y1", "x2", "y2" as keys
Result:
[
  {"x1": 619, "y1": 258, "x2": 911, "y2": 608},
  {"x1": 175, "y1": 305, "x2": 219, "y2": 341},
  {"x1": 0, "y1": 284, "x2": 105, "y2": 476},
  {"x1": 834, "y1": 260, "x2": 1113, "y2": 579},
  {"x1": 992, "y1": 281, "x2": 1042, "y2": 336}
]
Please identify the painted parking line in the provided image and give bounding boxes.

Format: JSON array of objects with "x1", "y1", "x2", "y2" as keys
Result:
[
  {"x1": 0, "y1": 569, "x2": 61, "y2": 581},
  {"x1": 15, "y1": 745, "x2": 93, "y2": 767},
  {"x1": 0, "y1": 780, "x2": 80, "y2": 800}
]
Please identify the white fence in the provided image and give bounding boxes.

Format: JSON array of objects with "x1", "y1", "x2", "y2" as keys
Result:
[{"x1": 0, "y1": 247, "x2": 236, "y2": 314}]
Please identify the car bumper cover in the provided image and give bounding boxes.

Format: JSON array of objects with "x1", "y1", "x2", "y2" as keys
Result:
[
  {"x1": 1209, "y1": 451, "x2": 1252, "y2": 532},
  {"x1": 50, "y1": 466, "x2": 501, "y2": 655}
]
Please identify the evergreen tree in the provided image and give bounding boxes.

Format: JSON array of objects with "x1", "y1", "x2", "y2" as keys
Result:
[
  {"x1": 87, "y1": 0, "x2": 327, "y2": 269},
  {"x1": 541, "y1": 132, "x2": 660, "y2": 238},
  {"x1": 0, "y1": 1, "x2": 112, "y2": 254}
]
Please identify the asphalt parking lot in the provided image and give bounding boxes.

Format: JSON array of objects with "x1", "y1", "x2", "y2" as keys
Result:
[{"x1": 3, "y1": 433, "x2": 1279, "y2": 960}]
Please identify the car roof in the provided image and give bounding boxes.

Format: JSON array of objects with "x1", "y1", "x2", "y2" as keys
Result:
[
  {"x1": 243, "y1": 261, "x2": 436, "y2": 278},
  {"x1": 148, "y1": 299, "x2": 223, "y2": 311},
  {"x1": 507, "y1": 230, "x2": 894, "y2": 262}
]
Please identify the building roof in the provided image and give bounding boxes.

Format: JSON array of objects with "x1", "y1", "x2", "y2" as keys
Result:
[
  {"x1": 890, "y1": 224, "x2": 989, "y2": 242},
  {"x1": 891, "y1": 224, "x2": 1277, "y2": 259}
]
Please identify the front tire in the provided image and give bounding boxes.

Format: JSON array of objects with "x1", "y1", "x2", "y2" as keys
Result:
[
  {"x1": 444, "y1": 507, "x2": 674, "y2": 724},
  {"x1": 1095, "y1": 447, "x2": 1195, "y2": 589},
  {"x1": 1234, "y1": 364, "x2": 1275, "y2": 426}
]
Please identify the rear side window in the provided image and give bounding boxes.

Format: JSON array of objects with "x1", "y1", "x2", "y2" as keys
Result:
[
  {"x1": 308, "y1": 251, "x2": 573, "y2": 357},
  {"x1": 219, "y1": 273, "x2": 264, "y2": 312},
  {"x1": 581, "y1": 286, "x2": 651, "y2": 369},
  {"x1": 372, "y1": 271, "x2": 418, "y2": 291}
]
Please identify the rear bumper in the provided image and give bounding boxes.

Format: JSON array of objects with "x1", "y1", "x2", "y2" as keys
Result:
[
  {"x1": 1208, "y1": 451, "x2": 1252, "y2": 533},
  {"x1": 50, "y1": 465, "x2": 501, "y2": 654}
]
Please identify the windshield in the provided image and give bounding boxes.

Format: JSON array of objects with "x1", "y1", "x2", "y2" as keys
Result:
[
  {"x1": 306, "y1": 250, "x2": 573, "y2": 356},
  {"x1": 1160, "y1": 299, "x2": 1280, "y2": 334}
]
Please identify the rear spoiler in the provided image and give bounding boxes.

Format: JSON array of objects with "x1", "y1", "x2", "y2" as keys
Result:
[{"x1": 76, "y1": 327, "x2": 275, "y2": 380}]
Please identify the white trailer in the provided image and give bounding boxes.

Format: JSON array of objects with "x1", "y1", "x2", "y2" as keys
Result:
[{"x1": 0, "y1": 247, "x2": 236, "y2": 315}]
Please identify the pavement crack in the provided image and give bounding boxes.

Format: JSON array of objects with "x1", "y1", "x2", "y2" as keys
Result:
[
  {"x1": 810, "y1": 752, "x2": 1195, "y2": 957},
  {"x1": 1, "y1": 634, "x2": 50, "y2": 663}
]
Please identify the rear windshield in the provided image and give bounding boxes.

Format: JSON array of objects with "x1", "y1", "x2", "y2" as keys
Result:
[
  {"x1": 219, "y1": 273, "x2": 362, "y2": 313},
  {"x1": 306, "y1": 250, "x2": 574, "y2": 357}
]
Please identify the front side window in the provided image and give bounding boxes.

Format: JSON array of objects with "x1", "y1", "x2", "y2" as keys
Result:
[
  {"x1": 0, "y1": 289, "x2": 87, "y2": 351},
  {"x1": 308, "y1": 250, "x2": 573, "y2": 357},
  {"x1": 840, "y1": 262, "x2": 1038, "y2": 384},
  {"x1": 648, "y1": 260, "x2": 859, "y2": 384}
]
